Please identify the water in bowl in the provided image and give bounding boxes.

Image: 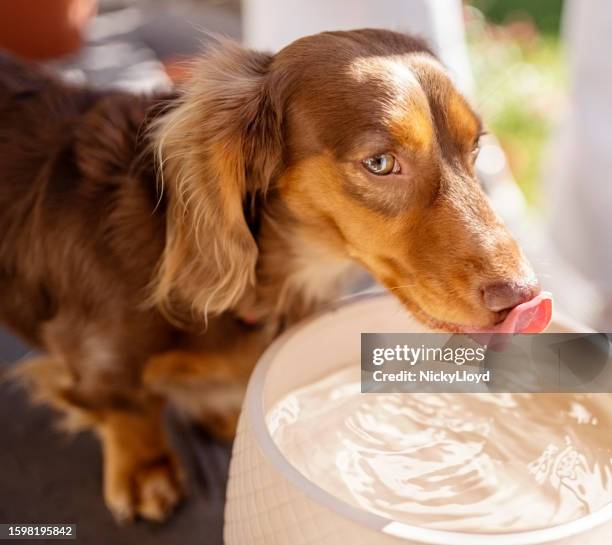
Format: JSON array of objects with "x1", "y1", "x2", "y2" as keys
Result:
[{"x1": 267, "y1": 367, "x2": 612, "y2": 533}]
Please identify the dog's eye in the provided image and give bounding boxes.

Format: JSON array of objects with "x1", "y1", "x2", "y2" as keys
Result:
[
  {"x1": 471, "y1": 143, "x2": 481, "y2": 162},
  {"x1": 363, "y1": 153, "x2": 399, "y2": 176},
  {"x1": 471, "y1": 132, "x2": 486, "y2": 162}
]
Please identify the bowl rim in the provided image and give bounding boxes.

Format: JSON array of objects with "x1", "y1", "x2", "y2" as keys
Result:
[{"x1": 244, "y1": 291, "x2": 612, "y2": 545}]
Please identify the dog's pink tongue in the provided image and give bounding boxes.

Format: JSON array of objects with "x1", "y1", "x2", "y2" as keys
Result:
[{"x1": 486, "y1": 292, "x2": 553, "y2": 334}]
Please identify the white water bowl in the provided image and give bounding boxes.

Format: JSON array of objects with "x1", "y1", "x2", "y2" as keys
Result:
[{"x1": 223, "y1": 293, "x2": 610, "y2": 545}]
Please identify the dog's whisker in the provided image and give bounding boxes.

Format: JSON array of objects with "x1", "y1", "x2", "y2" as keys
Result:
[{"x1": 387, "y1": 284, "x2": 415, "y2": 292}]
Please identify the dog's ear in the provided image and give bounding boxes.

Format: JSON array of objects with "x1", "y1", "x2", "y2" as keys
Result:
[{"x1": 152, "y1": 41, "x2": 282, "y2": 320}]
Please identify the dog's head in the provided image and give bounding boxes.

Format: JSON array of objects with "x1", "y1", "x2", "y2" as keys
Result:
[{"x1": 154, "y1": 29, "x2": 539, "y2": 331}]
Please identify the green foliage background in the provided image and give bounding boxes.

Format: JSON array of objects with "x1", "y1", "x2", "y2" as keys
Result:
[{"x1": 467, "y1": 0, "x2": 566, "y2": 205}]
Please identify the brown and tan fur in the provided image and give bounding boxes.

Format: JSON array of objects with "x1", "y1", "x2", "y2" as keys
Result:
[{"x1": 0, "y1": 29, "x2": 539, "y2": 522}]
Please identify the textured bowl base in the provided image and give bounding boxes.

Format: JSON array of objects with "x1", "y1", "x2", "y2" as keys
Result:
[{"x1": 224, "y1": 294, "x2": 610, "y2": 545}]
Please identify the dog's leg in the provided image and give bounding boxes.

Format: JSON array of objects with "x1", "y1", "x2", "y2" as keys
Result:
[
  {"x1": 143, "y1": 327, "x2": 272, "y2": 441},
  {"x1": 96, "y1": 400, "x2": 184, "y2": 523},
  {"x1": 12, "y1": 353, "x2": 184, "y2": 523},
  {"x1": 144, "y1": 350, "x2": 245, "y2": 441},
  {"x1": 15, "y1": 312, "x2": 187, "y2": 523}
]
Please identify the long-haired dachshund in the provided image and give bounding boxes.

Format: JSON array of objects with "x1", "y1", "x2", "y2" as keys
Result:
[{"x1": 0, "y1": 29, "x2": 540, "y2": 522}]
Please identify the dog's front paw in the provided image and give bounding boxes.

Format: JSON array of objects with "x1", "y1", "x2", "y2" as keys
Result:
[{"x1": 104, "y1": 451, "x2": 185, "y2": 524}]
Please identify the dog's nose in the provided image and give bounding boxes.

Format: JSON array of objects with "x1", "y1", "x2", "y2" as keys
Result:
[{"x1": 482, "y1": 280, "x2": 540, "y2": 313}]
